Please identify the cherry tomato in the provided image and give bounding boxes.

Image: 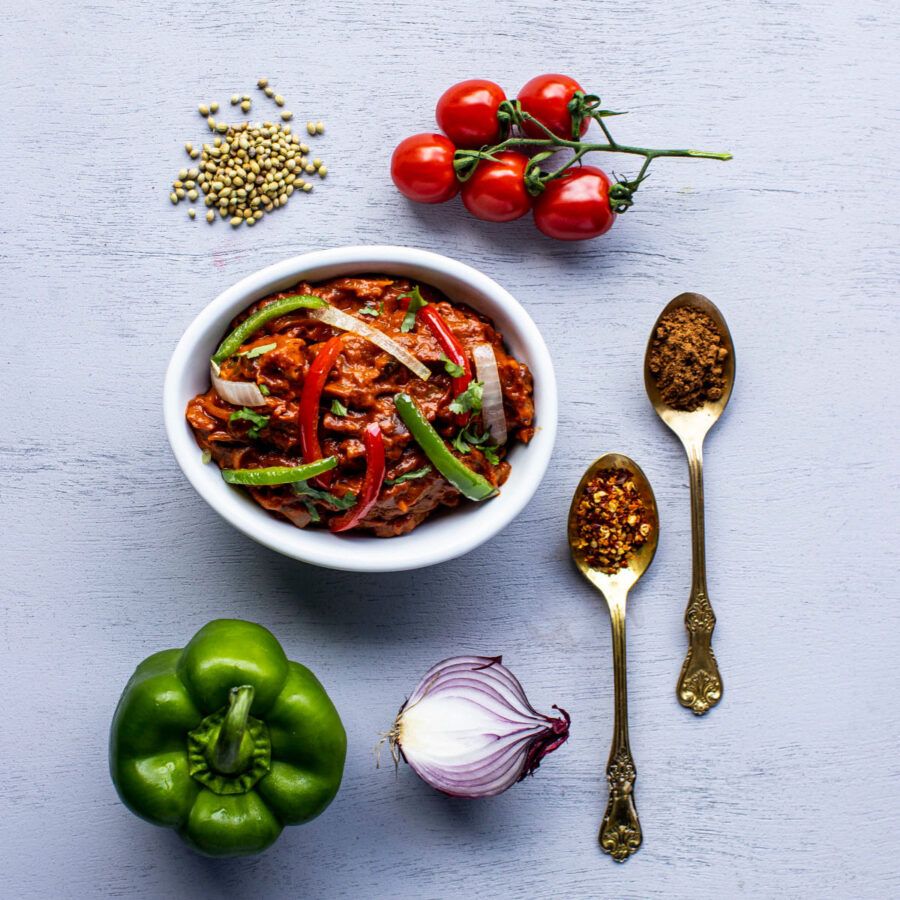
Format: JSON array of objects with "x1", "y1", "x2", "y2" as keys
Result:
[
  {"x1": 390, "y1": 134, "x2": 459, "y2": 204},
  {"x1": 532, "y1": 166, "x2": 616, "y2": 241},
  {"x1": 436, "y1": 79, "x2": 507, "y2": 149},
  {"x1": 517, "y1": 73, "x2": 588, "y2": 140},
  {"x1": 460, "y1": 151, "x2": 533, "y2": 222}
]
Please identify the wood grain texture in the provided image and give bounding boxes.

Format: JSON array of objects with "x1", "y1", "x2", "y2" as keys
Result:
[{"x1": 2, "y1": 0, "x2": 899, "y2": 896}]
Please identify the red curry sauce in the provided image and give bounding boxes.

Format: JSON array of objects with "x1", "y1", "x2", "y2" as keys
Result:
[{"x1": 186, "y1": 276, "x2": 535, "y2": 536}]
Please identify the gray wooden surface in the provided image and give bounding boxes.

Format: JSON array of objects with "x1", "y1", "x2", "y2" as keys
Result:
[{"x1": 2, "y1": 0, "x2": 898, "y2": 897}]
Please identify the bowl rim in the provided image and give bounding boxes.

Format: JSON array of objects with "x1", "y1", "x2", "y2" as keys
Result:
[{"x1": 163, "y1": 245, "x2": 557, "y2": 572}]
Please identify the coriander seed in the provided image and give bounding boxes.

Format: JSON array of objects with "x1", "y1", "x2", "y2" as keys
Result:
[
  {"x1": 210, "y1": 101, "x2": 219, "y2": 113},
  {"x1": 306, "y1": 121, "x2": 316, "y2": 135},
  {"x1": 315, "y1": 121, "x2": 324, "y2": 134},
  {"x1": 189, "y1": 208, "x2": 196, "y2": 218},
  {"x1": 198, "y1": 103, "x2": 209, "y2": 116},
  {"x1": 274, "y1": 93, "x2": 285, "y2": 106},
  {"x1": 241, "y1": 99, "x2": 251, "y2": 113},
  {"x1": 257, "y1": 77, "x2": 268, "y2": 88},
  {"x1": 281, "y1": 111, "x2": 292, "y2": 121},
  {"x1": 206, "y1": 210, "x2": 215, "y2": 222}
]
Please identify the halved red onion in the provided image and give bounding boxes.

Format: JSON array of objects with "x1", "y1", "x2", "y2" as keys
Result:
[
  {"x1": 209, "y1": 362, "x2": 267, "y2": 407},
  {"x1": 388, "y1": 656, "x2": 569, "y2": 798},
  {"x1": 472, "y1": 344, "x2": 507, "y2": 444},
  {"x1": 309, "y1": 305, "x2": 431, "y2": 381}
]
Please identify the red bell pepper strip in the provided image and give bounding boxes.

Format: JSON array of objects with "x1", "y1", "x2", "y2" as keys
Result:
[
  {"x1": 299, "y1": 334, "x2": 344, "y2": 487},
  {"x1": 404, "y1": 298, "x2": 473, "y2": 424},
  {"x1": 329, "y1": 423, "x2": 386, "y2": 533}
]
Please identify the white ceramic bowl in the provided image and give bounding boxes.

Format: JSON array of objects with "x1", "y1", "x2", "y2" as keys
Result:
[{"x1": 164, "y1": 246, "x2": 557, "y2": 571}]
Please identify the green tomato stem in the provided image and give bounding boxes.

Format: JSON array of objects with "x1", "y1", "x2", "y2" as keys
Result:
[
  {"x1": 210, "y1": 685, "x2": 254, "y2": 775},
  {"x1": 455, "y1": 106, "x2": 731, "y2": 207}
]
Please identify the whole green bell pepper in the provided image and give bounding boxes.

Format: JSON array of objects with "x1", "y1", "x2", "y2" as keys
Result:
[{"x1": 109, "y1": 619, "x2": 346, "y2": 857}]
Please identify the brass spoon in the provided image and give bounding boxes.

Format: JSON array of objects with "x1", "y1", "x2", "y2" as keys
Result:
[
  {"x1": 643, "y1": 292, "x2": 735, "y2": 715},
  {"x1": 568, "y1": 453, "x2": 659, "y2": 863}
]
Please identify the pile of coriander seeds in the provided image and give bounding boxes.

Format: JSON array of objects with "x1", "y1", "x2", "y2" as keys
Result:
[{"x1": 170, "y1": 79, "x2": 327, "y2": 226}]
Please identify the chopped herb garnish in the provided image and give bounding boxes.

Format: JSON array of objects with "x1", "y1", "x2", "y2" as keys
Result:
[
  {"x1": 330, "y1": 399, "x2": 348, "y2": 416},
  {"x1": 448, "y1": 380, "x2": 484, "y2": 415},
  {"x1": 258, "y1": 383, "x2": 271, "y2": 396},
  {"x1": 200, "y1": 449, "x2": 212, "y2": 464},
  {"x1": 399, "y1": 285, "x2": 428, "y2": 333},
  {"x1": 229, "y1": 407, "x2": 269, "y2": 439},
  {"x1": 360, "y1": 302, "x2": 384, "y2": 317},
  {"x1": 239, "y1": 342, "x2": 277, "y2": 359},
  {"x1": 300, "y1": 498, "x2": 321, "y2": 523},
  {"x1": 450, "y1": 425, "x2": 501, "y2": 465},
  {"x1": 440, "y1": 353, "x2": 465, "y2": 377},
  {"x1": 385, "y1": 465, "x2": 433, "y2": 485},
  {"x1": 293, "y1": 481, "x2": 358, "y2": 510}
]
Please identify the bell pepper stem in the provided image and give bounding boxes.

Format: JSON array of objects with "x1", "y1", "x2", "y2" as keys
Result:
[{"x1": 210, "y1": 685, "x2": 255, "y2": 775}]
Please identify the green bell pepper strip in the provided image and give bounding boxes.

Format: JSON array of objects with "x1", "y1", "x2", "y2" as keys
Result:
[
  {"x1": 222, "y1": 456, "x2": 337, "y2": 486},
  {"x1": 109, "y1": 619, "x2": 346, "y2": 857},
  {"x1": 212, "y1": 294, "x2": 327, "y2": 365},
  {"x1": 393, "y1": 392, "x2": 498, "y2": 501}
]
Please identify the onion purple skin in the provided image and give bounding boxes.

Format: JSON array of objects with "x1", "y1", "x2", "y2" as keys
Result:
[{"x1": 392, "y1": 655, "x2": 571, "y2": 799}]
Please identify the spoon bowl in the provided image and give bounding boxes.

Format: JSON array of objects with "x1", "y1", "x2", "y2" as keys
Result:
[
  {"x1": 567, "y1": 452, "x2": 659, "y2": 862},
  {"x1": 568, "y1": 452, "x2": 660, "y2": 599},
  {"x1": 644, "y1": 292, "x2": 736, "y2": 445}
]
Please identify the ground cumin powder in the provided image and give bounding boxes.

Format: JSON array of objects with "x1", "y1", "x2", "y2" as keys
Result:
[{"x1": 648, "y1": 306, "x2": 728, "y2": 411}]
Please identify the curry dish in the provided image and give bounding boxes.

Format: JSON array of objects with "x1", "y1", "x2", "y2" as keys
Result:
[{"x1": 186, "y1": 276, "x2": 535, "y2": 536}]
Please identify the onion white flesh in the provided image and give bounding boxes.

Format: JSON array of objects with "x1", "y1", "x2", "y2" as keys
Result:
[
  {"x1": 309, "y1": 306, "x2": 431, "y2": 382},
  {"x1": 390, "y1": 656, "x2": 569, "y2": 798},
  {"x1": 472, "y1": 344, "x2": 507, "y2": 444},
  {"x1": 209, "y1": 361, "x2": 267, "y2": 407}
]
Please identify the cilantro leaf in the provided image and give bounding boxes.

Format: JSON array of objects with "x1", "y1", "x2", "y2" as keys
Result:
[
  {"x1": 293, "y1": 481, "x2": 358, "y2": 510},
  {"x1": 385, "y1": 466, "x2": 433, "y2": 485},
  {"x1": 240, "y1": 342, "x2": 277, "y2": 359},
  {"x1": 258, "y1": 383, "x2": 271, "y2": 396},
  {"x1": 399, "y1": 286, "x2": 428, "y2": 333},
  {"x1": 451, "y1": 430, "x2": 469, "y2": 453},
  {"x1": 440, "y1": 353, "x2": 465, "y2": 378},
  {"x1": 301, "y1": 498, "x2": 321, "y2": 523},
  {"x1": 448, "y1": 380, "x2": 484, "y2": 415},
  {"x1": 330, "y1": 399, "x2": 348, "y2": 416},
  {"x1": 229, "y1": 407, "x2": 269, "y2": 439},
  {"x1": 360, "y1": 303, "x2": 383, "y2": 317},
  {"x1": 461, "y1": 427, "x2": 491, "y2": 446},
  {"x1": 449, "y1": 425, "x2": 501, "y2": 465},
  {"x1": 482, "y1": 446, "x2": 500, "y2": 466}
]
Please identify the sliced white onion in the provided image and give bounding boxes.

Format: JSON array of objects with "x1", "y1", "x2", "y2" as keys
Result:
[
  {"x1": 472, "y1": 344, "x2": 507, "y2": 444},
  {"x1": 389, "y1": 656, "x2": 569, "y2": 798},
  {"x1": 209, "y1": 361, "x2": 267, "y2": 407},
  {"x1": 309, "y1": 306, "x2": 431, "y2": 381}
]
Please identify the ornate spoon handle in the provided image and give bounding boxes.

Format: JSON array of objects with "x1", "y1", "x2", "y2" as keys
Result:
[
  {"x1": 600, "y1": 601, "x2": 642, "y2": 861},
  {"x1": 677, "y1": 439, "x2": 723, "y2": 714}
]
